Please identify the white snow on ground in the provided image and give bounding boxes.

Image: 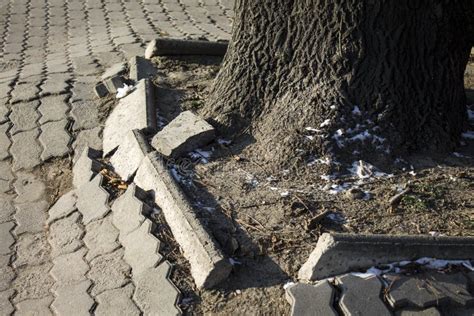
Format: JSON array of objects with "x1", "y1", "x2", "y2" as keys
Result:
[
  {"x1": 116, "y1": 83, "x2": 134, "y2": 98},
  {"x1": 462, "y1": 131, "x2": 474, "y2": 139},
  {"x1": 305, "y1": 127, "x2": 323, "y2": 133},
  {"x1": 351, "y1": 257, "x2": 474, "y2": 279},
  {"x1": 348, "y1": 160, "x2": 393, "y2": 179},
  {"x1": 352, "y1": 106, "x2": 362, "y2": 115},
  {"x1": 320, "y1": 119, "x2": 331, "y2": 127},
  {"x1": 468, "y1": 109, "x2": 474, "y2": 121},
  {"x1": 190, "y1": 148, "x2": 213, "y2": 164}
]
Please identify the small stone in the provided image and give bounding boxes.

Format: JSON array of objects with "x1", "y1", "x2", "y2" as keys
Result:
[
  {"x1": 84, "y1": 215, "x2": 119, "y2": 261},
  {"x1": 337, "y1": 274, "x2": 391, "y2": 316},
  {"x1": 133, "y1": 261, "x2": 181, "y2": 316},
  {"x1": 129, "y1": 56, "x2": 156, "y2": 81},
  {"x1": 95, "y1": 283, "x2": 140, "y2": 316},
  {"x1": 345, "y1": 187, "x2": 365, "y2": 200},
  {"x1": 47, "y1": 190, "x2": 77, "y2": 223},
  {"x1": 151, "y1": 110, "x2": 215, "y2": 157},
  {"x1": 76, "y1": 174, "x2": 110, "y2": 225},
  {"x1": 88, "y1": 249, "x2": 130, "y2": 296},
  {"x1": 285, "y1": 281, "x2": 337, "y2": 316}
]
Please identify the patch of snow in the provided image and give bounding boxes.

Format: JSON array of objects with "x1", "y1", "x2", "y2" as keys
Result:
[
  {"x1": 352, "y1": 106, "x2": 361, "y2": 115},
  {"x1": 348, "y1": 160, "x2": 392, "y2": 179},
  {"x1": 320, "y1": 119, "x2": 331, "y2": 127},
  {"x1": 280, "y1": 191, "x2": 290, "y2": 197},
  {"x1": 305, "y1": 127, "x2": 322, "y2": 133},
  {"x1": 468, "y1": 109, "x2": 474, "y2": 121},
  {"x1": 327, "y1": 183, "x2": 350, "y2": 194},
  {"x1": 453, "y1": 152, "x2": 469, "y2": 158},
  {"x1": 116, "y1": 83, "x2": 134, "y2": 98},
  {"x1": 283, "y1": 282, "x2": 295, "y2": 290},
  {"x1": 326, "y1": 212, "x2": 346, "y2": 224},
  {"x1": 229, "y1": 258, "x2": 242, "y2": 266},
  {"x1": 462, "y1": 131, "x2": 474, "y2": 139},
  {"x1": 190, "y1": 148, "x2": 212, "y2": 164}
]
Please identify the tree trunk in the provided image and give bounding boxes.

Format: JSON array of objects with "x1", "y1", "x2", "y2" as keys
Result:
[{"x1": 203, "y1": 0, "x2": 474, "y2": 169}]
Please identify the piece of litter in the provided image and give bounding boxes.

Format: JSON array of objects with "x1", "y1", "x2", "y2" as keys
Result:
[
  {"x1": 280, "y1": 191, "x2": 290, "y2": 197},
  {"x1": 352, "y1": 106, "x2": 361, "y2": 115},
  {"x1": 320, "y1": 119, "x2": 331, "y2": 127},
  {"x1": 305, "y1": 127, "x2": 322, "y2": 133},
  {"x1": 283, "y1": 281, "x2": 295, "y2": 290},
  {"x1": 235, "y1": 290, "x2": 242, "y2": 294},
  {"x1": 217, "y1": 138, "x2": 232, "y2": 145},
  {"x1": 116, "y1": 83, "x2": 134, "y2": 98},
  {"x1": 462, "y1": 131, "x2": 474, "y2": 139}
]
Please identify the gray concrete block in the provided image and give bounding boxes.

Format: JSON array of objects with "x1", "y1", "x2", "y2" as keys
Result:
[
  {"x1": 101, "y1": 62, "x2": 127, "y2": 81},
  {"x1": 51, "y1": 280, "x2": 94, "y2": 316},
  {"x1": 122, "y1": 219, "x2": 162, "y2": 276},
  {"x1": 285, "y1": 281, "x2": 337, "y2": 316},
  {"x1": 133, "y1": 261, "x2": 181, "y2": 316},
  {"x1": 48, "y1": 212, "x2": 83, "y2": 257},
  {"x1": 298, "y1": 233, "x2": 474, "y2": 281},
  {"x1": 103, "y1": 75, "x2": 126, "y2": 94},
  {"x1": 39, "y1": 119, "x2": 71, "y2": 160},
  {"x1": 0, "y1": 289, "x2": 15, "y2": 315},
  {"x1": 73, "y1": 147, "x2": 103, "y2": 189},
  {"x1": 14, "y1": 200, "x2": 48, "y2": 235},
  {"x1": 84, "y1": 215, "x2": 119, "y2": 261},
  {"x1": 110, "y1": 129, "x2": 151, "y2": 182},
  {"x1": 145, "y1": 38, "x2": 228, "y2": 57},
  {"x1": 76, "y1": 174, "x2": 110, "y2": 225},
  {"x1": 134, "y1": 152, "x2": 231, "y2": 288},
  {"x1": 95, "y1": 283, "x2": 140, "y2": 316},
  {"x1": 112, "y1": 184, "x2": 151, "y2": 237},
  {"x1": 50, "y1": 248, "x2": 88, "y2": 285},
  {"x1": 129, "y1": 56, "x2": 156, "y2": 81},
  {"x1": 95, "y1": 82, "x2": 109, "y2": 98},
  {"x1": 14, "y1": 233, "x2": 49, "y2": 267},
  {"x1": 151, "y1": 110, "x2": 215, "y2": 157},
  {"x1": 16, "y1": 296, "x2": 54, "y2": 316},
  {"x1": 88, "y1": 248, "x2": 130, "y2": 296},
  {"x1": 337, "y1": 274, "x2": 391, "y2": 316},
  {"x1": 47, "y1": 190, "x2": 77, "y2": 224},
  {"x1": 103, "y1": 79, "x2": 156, "y2": 156}
]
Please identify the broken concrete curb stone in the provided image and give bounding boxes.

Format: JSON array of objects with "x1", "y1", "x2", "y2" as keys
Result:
[
  {"x1": 103, "y1": 79, "x2": 157, "y2": 156},
  {"x1": 151, "y1": 110, "x2": 215, "y2": 158},
  {"x1": 129, "y1": 56, "x2": 157, "y2": 82},
  {"x1": 145, "y1": 38, "x2": 228, "y2": 58},
  {"x1": 134, "y1": 151, "x2": 231, "y2": 288},
  {"x1": 110, "y1": 129, "x2": 152, "y2": 182},
  {"x1": 298, "y1": 233, "x2": 474, "y2": 281}
]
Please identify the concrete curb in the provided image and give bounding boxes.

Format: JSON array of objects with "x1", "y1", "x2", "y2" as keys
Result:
[
  {"x1": 134, "y1": 151, "x2": 232, "y2": 289},
  {"x1": 145, "y1": 38, "x2": 228, "y2": 58},
  {"x1": 298, "y1": 233, "x2": 474, "y2": 281}
]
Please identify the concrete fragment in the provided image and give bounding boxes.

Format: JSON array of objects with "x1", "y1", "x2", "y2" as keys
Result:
[
  {"x1": 94, "y1": 82, "x2": 109, "y2": 98},
  {"x1": 103, "y1": 79, "x2": 156, "y2": 156},
  {"x1": 101, "y1": 62, "x2": 127, "y2": 81},
  {"x1": 298, "y1": 233, "x2": 474, "y2": 281},
  {"x1": 73, "y1": 147, "x2": 102, "y2": 189},
  {"x1": 110, "y1": 129, "x2": 152, "y2": 181},
  {"x1": 151, "y1": 110, "x2": 215, "y2": 157},
  {"x1": 337, "y1": 274, "x2": 391, "y2": 316},
  {"x1": 285, "y1": 281, "x2": 337, "y2": 316},
  {"x1": 133, "y1": 261, "x2": 181, "y2": 315},
  {"x1": 122, "y1": 219, "x2": 162, "y2": 275},
  {"x1": 145, "y1": 38, "x2": 228, "y2": 57},
  {"x1": 76, "y1": 174, "x2": 110, "y2": 225},
  {"x1": 47, "y1": 190, "x2": 77, "y2": 223},
  {"x1": 129, "y1": 56, "x2": 156, "y2": 81},
  {"x1": 112, "y1": 184, "x2": 151, "y2": 237},
  {"x1": 134, "y1": 152, "x2": 231, "y2": 288},
  {"x1": 103, "y1": 75, "x2": 126, "y2": 94}
]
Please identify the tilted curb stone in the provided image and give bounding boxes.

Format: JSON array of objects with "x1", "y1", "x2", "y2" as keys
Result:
[
  {"x1": 298, "y1": 233, "x2": 474, "y2": 281},
  {"x1": 129, "y1": 56, "x2": 157, "y2": 82},
  {"x1": 134, "y1": 151, "x2": 232, "y2": 288},
  {"x1": 145, "y1": 38, "x2": 228, "y2": 58},
  {"x1": 103, "y1": 79, "x2": 157, "y2": 156},
  {"x1": 110, "y1": 129, "x2": 152, "y2": 182}
]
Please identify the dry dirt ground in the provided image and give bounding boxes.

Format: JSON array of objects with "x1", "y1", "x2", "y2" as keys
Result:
[{"x1": 149, "y1": 54, "x2": 474, "y2": 315}]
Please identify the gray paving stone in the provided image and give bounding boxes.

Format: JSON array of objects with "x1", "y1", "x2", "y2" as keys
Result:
[
  {"x1": 88, "y1": 248, "x2": 131, "y2": 296},
  {"x1": 397, "y1": 307, "x2": 441, "y2": 316},
  {"x1": 47, "y1": 190, "x2": 77, "y2": 224},
  {"x1": 0, "y1": 255, "x2": 14, "y2": 292},
  {"x1": 73, "y1": 147, "x2": 103, "y2": 189},
  {"x1": 0, "y1": 289, "x2": 15, "y2": 315},
  {"x1": 84, "y1": 215, "x2": 119, "y2": 261},
  {"x1": 95, "y1": 283, "x2": 141, "y2": 316},
  {"x1": 112, "y1": 184, "x2": 151, "y2": 237},
  {"x1": 285, "y1": 281, "x2": 337, "y2": 316},
  {"x1": 103, "y1": 79, "x2": 157, "y2": 156},
  {"x1": 0, "y1": 196, "x2": 15, "y2": 223},
  {"x1": 0, "y1": 103, "x2": 9, "y2": 125},
  {"x1": 427, "y1": 272, "x2": 474, "y2": 307},
  {"x1": 337, "y1": 274, "x2": 391, "y2": 316},
  {"x1": 10, "y1": 83, "x2": 40, "y2": 103},
  {"x1": 9, "y1": 101, "x2": 40, "y2": 134},
  {"x1": 101, "y1": 62, "x2": 127, "y2": 81},
  {"x1": 13, "y1": 263, "x2": 54, "y2": 302},
  {"x1": 14, "y1": 172, "x2": 45, "y2": 204},
  {"x1": 38, "y1": 95, "x2": 69, "y2": 124},
  {"x1": 70, "y1": 100, "x2": 100, "y2": 131},
  {"x1": 48, "y1": 212, "x2": 83, "y2": 257},
  {"x1": 386, "y1": 274, "x2": 445, "y2": 309},
  {"x1": 50, "y1": 248, "x2": 88, "y2": 285},
  {"x1": 0, "y1": 123, "x2": 11, "y2": 160},
  {"x1": 14, "y1": 233, "x2": 50, "y2": 267},
  {"x1": 122, "y1": 219, "x2": 162, "y2": 276},
  {"x1": 0, "y1": 221, "x2": 14, "y2": 255},
  {"x1": 95, "y1": 82, "x2": 109, "y2": 98},
  {"x1": 76, "y1": 174, "x2": 110, "y2": 225},
  {"x1": 71, "y1": 82, "x2": 97, "y2": 103},
  {"x1": 133, "y1": 261, "x2": 181, "y2": 316},
  {"x1": 129, "y1": 56, "x2": 156, "y2": 81},
  {"x1": 14, "y1": 200, "x2": 48, "y2": 235},
  {"x1": 110, "y1": 129, "x2": 151, "y2": 181},
  {"x1": 40, "y1": 76, "x2": 69, "y2": 96},
  {"x1": 39, "y1": 119, "x2": 70, "y2": 160},
  {"x1": 151, "y1": 110, "x2": 215, "y2": 157},
  {"x1": 16, "y1": 296, "x2": 54, "y2": 316},
  {"x1": 73, "y1": 127, "x2": 103, "y2": 161},
  {"x1": 51, "y1": 280, "x2": 94, "y2": 316},
  {"x1": 10, "y1": 128, "x2": 42, "y2": 171}
]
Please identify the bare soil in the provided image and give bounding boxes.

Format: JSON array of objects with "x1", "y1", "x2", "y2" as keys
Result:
[{"x1": 151, "y1": 55, "x2": 474, "y2": 315}]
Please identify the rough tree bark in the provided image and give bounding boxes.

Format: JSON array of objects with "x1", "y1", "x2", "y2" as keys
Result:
[{"x1": 203, "y1": 0, "x2": 474, "y2": 169}]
